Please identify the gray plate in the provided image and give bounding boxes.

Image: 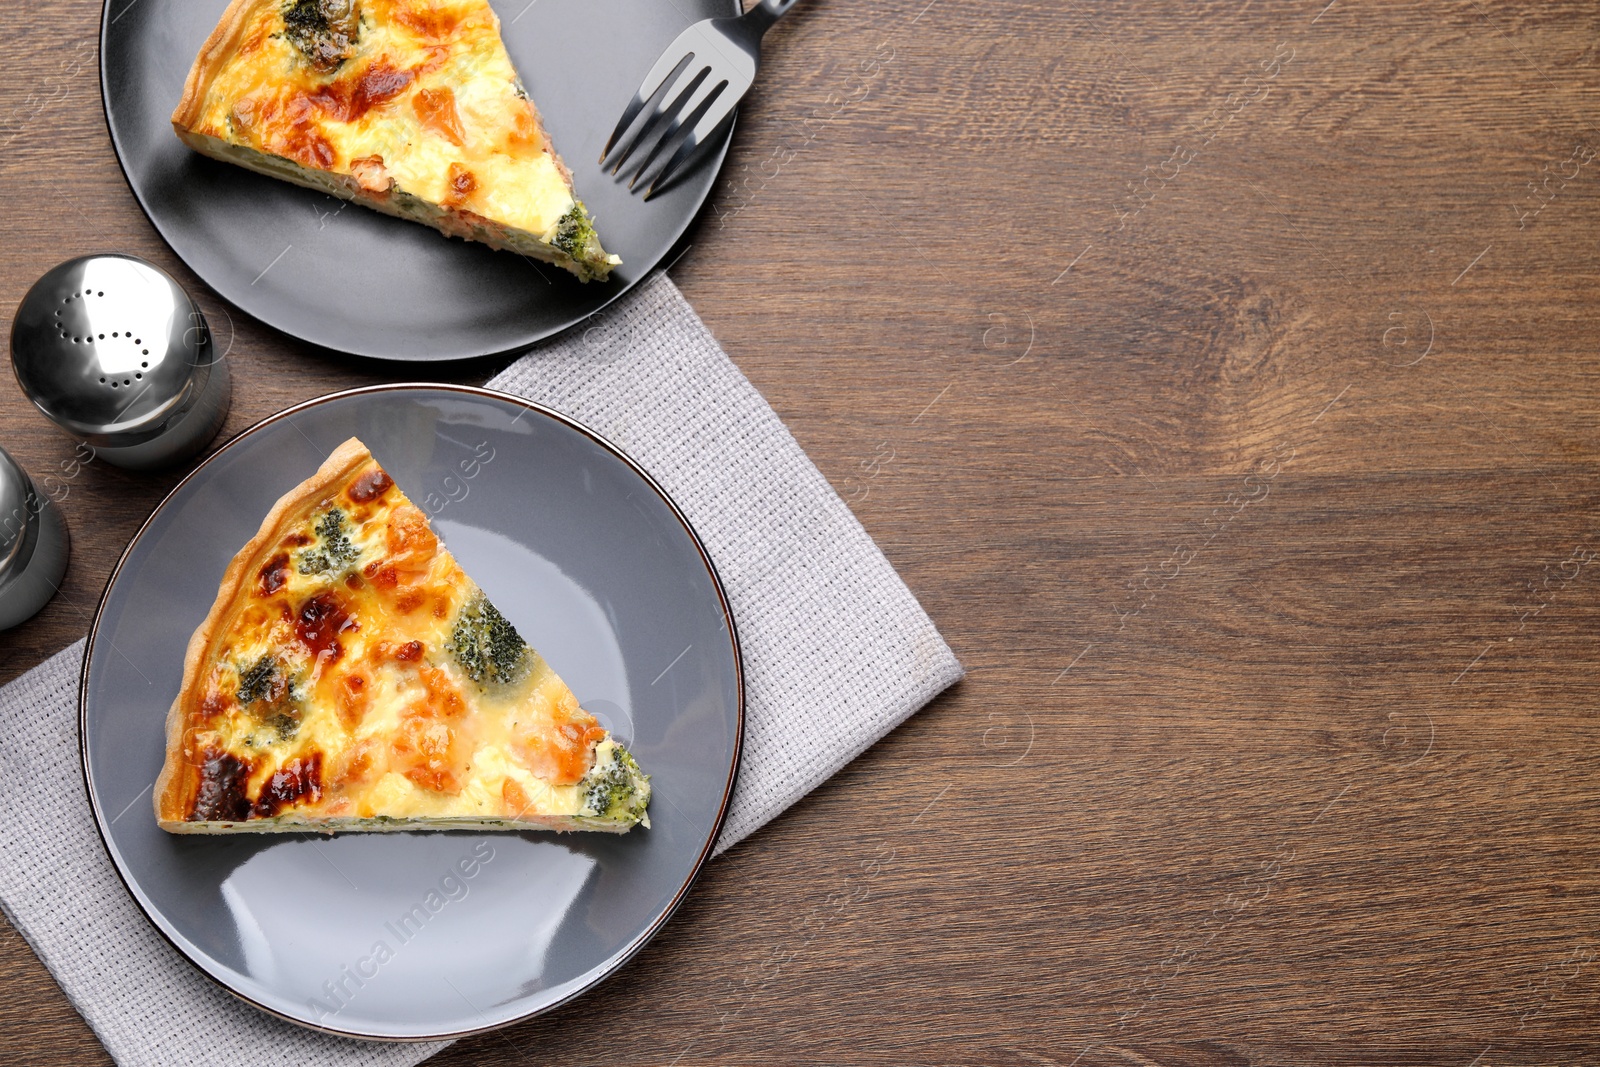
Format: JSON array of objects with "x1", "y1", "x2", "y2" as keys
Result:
[
  {"x1": 101, "y1": 0, "x2": 738, "y2": 361},
  {"x1": 80, "y1": 385, "x2": 743, "y2": 1039}
]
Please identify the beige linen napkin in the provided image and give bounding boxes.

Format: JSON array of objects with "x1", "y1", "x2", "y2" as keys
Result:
[{"x1": 0, "y1": 272, "x2": 963, "y2": 1065}]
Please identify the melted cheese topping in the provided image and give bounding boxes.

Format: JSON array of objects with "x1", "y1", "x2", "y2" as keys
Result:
[
  {"x1": 169, "y1": 452, "x2": 648, "y2": 832},
  {"x1": 177, "y1": 0, "x2": 616, "y2": 276}
]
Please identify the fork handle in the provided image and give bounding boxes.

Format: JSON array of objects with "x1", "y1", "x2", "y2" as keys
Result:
[{"x1": 749, "y1": 0, "x2": 801, "y2": 32}]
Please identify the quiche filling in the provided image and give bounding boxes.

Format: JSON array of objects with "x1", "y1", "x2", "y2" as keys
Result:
[
  {"x1": 155, "y1": 438, "x2": 650, "y2": 833},
  {"x1": 172, "y1": 0, "x2": 619, "y2": 281}
]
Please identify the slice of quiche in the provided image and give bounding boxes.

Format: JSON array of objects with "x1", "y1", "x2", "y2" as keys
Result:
[
  {"x1": 155, "y1": 437, "x2": 650, "y2": 833},
  {"x1": 172, "y1": 0, "x2": 620, "y2": 281}
]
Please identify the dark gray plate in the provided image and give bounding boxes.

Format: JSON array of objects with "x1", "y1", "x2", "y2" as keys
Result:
[
  {"x1": 100, "y1": 0, "x2": 736, "y2": 361},
  {"x1": 80, "y1": 385, "x2": 743, "y2": 1039}
]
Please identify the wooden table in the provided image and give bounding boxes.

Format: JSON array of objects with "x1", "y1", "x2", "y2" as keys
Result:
[{"x1": 6, "y1": 0, "x2": 1600, "y2": 1062}]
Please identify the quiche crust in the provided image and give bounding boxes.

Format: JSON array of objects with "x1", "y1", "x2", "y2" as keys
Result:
[
  {"x1": 172, "y1": 0, "x2": 265, "y2": 135},
  {"x1": 155, "y1": 438, "x2": 367, "y2": 831}
]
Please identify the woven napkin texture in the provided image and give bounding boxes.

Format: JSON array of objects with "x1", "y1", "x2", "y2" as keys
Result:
[{"x1": 0, "y1": 272, "x2": 962, "y2": 1066}]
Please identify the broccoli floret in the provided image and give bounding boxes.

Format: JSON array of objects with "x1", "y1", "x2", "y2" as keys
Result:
[
  {"x1": 265, "y1": 710, "x2": 301, "y2": 742},
  {"x1": 580, "y1": 745, "x2": 651, "y2": 823},
  {"x1": 236, "y1": 654, "x2": 281, "y2": 705},
  {"x1": 296, "y1": 508, "x2": 359, "y2": 574},
  {"x1": 235, "y1": 655, "x2": 303, "y2": 738},
  {"x1": 282, "y1": 0, "x2": 360, "y2": 73},
  {"x1": 447, "y1": 593, "x2": 531, "y2": 686},
  {"x1": 553, "y1": 203, "x2": 602, "y2": 262},
  {"x1": 550, "y1": 202, "x2": 617, "y2": 281}
]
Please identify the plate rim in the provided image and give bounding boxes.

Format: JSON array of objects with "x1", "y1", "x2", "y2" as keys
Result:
[
  {"x1": 78, "y1": 382, "x2": 746, "y2": 1040},
  {"x1": 96, "y1": 0, "x2": 739, "y2": 362}
]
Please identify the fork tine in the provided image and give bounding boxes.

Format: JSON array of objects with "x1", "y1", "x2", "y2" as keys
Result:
[
  {"x1": 627, "y1": 76, "x2": 727, "y2": 191},
  {"x1": 643, "y1": 89, "x2": 736, "y2": 200},
  {"x1": 609, "y1": 64, "x2": 710, "y2": 176},
  {"x1": 600, "y1": 51, "x2": 694, "y2": 165},
  {"x1": 606, "y1": 0, "x2": 789, "y2": 197}
]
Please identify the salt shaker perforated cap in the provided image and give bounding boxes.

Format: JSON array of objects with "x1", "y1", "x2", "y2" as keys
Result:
[{"x1": 10, "y1": 254, "x2": 230, "y2": 470}]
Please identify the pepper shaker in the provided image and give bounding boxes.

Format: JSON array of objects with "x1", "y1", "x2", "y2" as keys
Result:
[
  {"x1": 9, "y1": 254, "x2": 231, "y2": 470},
  {"x1": 0, "y1": 446, "x2": 70, "y2": 631}
]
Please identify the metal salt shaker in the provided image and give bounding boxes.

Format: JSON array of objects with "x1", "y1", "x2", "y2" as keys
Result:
[
  {"x1": 0, "y1": 446, "x2": 69, "y2": 631},
  {"x1": 9, "y1": 254, "x2": 231, "y2": 470}
]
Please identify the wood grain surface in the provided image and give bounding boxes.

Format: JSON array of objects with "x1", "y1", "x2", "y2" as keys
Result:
[{"x1": 5, "y1": 0, "x2": 1600, "y2": 1062}]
